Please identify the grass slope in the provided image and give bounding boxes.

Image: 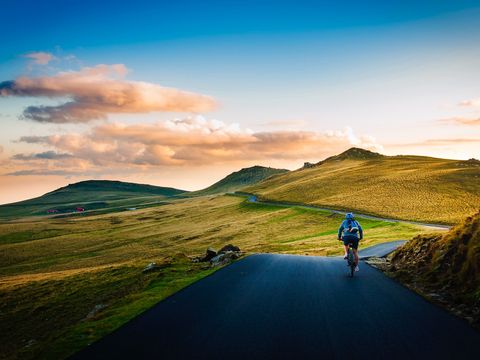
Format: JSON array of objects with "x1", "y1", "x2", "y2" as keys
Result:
[
  {"x1": 389, "y1": 212, "x2": 480, "y2": 328},
  {"x1": 192, "y1": 165, "x2": 288, "y2": 195},
  {"x1": 246, "y1": 147, "x2": 480, "y2": 224},
  {"x1": 0, "y1": 195, "x2": 436, "y2": 359},
  {"x1": 0, "y1": 180, "x2": 186, "y2": 219}
]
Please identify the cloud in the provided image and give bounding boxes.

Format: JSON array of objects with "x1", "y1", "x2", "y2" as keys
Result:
[
  {"x1": 0, "y1": 64, "x2": 216, "y2": 123},
  {"x1": 14, "y1": 117, "x2": 383, "y2": 169},
  {"x1": 459, "y1": 98, "x2": 480, "y2": 107},
  {"x1": 439, "y1": 117, "x2": 480, "y2": 126},
  {"x1": 24, "y1": 52, "x2": 56, "y2": 65},
  {"x1": 390, "y1": 138, "x2": 480, "y2": 147},
  {"x1": 12, "y1": 151, "x2": 73, "y2": 161},
  {"x1": 419, "y1": 138, "x2": 480, "y2": 145},
  {"x1": 17, "y1": 136, "x2": 51, "y2": 144},
  {"x1": 6, "y1": 169, "x2": 77, "y2": 176}
]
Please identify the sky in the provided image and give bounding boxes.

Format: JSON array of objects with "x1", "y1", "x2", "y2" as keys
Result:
[{"x1": 1, "y1": 0, "x2": 480, "y2": 204}]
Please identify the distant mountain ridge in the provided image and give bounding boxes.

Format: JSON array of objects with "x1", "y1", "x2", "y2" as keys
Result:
[
  {"x1": 192, "y1": 165, "x2": 289, "y2": 195},
  {"x1": 49, "y1": 180, "x2": 185, "y2": 198},
  {"x1": 2, "y1": 147, "x2": 479, "y2": 222},
  {"x1": 0, "y1": 180, "x2": 187, "y2": 219}
]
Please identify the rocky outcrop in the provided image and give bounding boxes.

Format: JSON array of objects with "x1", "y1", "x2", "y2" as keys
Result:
[
  {"x1": 142, "y1": 262, "x2": 159, "y2": 273},
  {"x1": 219, "y1": 244, "x2": 240, "y2": 253},
  {"x1": 193, "y1": 244, "x2": 243, "y2": 267}
]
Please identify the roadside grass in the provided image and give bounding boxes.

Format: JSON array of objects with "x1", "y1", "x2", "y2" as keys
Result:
[
  {"x1": 46, "y1": 259, "x2": 215, "y2": 360},
  {"x1": 388, "y1": 211, "x2": 480, "y2": 329},
  {"x1": 1, "y1": 256, "x2": 216, "y2": 360},
  {"x1": 245, "y1": 155, "x2": 480, "y2": 224},
  {"x1": 0, "y1": 195, "x2": 442, "y2": 359}
]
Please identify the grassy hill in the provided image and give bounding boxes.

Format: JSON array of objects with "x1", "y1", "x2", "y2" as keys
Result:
[
  {"x1": 0, "y1": 194, "x2": 436, "y2": 359},
  {"x1": 0, "y1": 180, "x2": 187, "y2": 219},
  {"x1": 192, "y1": 165, "x2": 288, "y2": 195},
  {"x1": 389, "y1": 211, "x2": 480, "y2": 328},
  {"x1": 245, "y1": 147, "x2": 480, "y2": 224}
]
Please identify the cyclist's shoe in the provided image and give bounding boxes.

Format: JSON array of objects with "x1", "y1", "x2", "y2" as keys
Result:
[
  {"x1": 343, "y1": 254, "x2": 348, "y2": 260},
  {"x1": 355, "y1": 265, "x2": 360, "y2": 272}
]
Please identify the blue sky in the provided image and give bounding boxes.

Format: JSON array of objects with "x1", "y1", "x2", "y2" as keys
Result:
[{"x1": 1, "y1": 0, "x2": 480, "y2": 203}]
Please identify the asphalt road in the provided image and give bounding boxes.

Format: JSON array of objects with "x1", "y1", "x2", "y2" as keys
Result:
[
  {"x1": 72, "y1": 252, "x2": 480, "y2": 360},
  {"x1": 358, "y1": 240, "x2": 407, "y2": 259}
]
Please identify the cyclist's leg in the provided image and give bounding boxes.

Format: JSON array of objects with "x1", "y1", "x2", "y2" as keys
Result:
[
  {"x1": 352, "y1": 238, "x2": 360, "y2": 266},
  {"x1": 342, "y1": 238, "x2": 349, "y2": 257},
  {"x1": 353, "y1": 248, "x2": 359, "y2": 266}
]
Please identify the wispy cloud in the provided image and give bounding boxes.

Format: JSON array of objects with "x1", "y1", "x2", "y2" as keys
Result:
[
  {"x1": 23, "y1": 51, "x2": 56, "y2": 65},
  {"x1": 12, "y1": 151, "x2": 73, "y2": 161},
  {"x1": 13, "y1": 117, "x2": 382, "y2": 170},
  {"x1": 390, "y1": 138, "x2": 480, "y2": 147},
  {"x1": 16, "y1": 136, "x2": 50, "y2": 144},
  {"x1": 419, "y1": 138, "x2": 480, "y2": 145},
  {"x1": 459, "y1": 98, "x2": 480, "y2": 107},
  {"x1": 0, "y1": 64, "x2": 216, "y2": 123},
  {"x1": 438, "y1": 117, "x2": 480, "y2": 126},
  {"x1": 6, "y1": 169, "x2": 77, "y2": 176}
]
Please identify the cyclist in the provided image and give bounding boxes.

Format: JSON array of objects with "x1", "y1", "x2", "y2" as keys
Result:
[{"x1": 338, "y1": 212, "x2": 363, "y2": 272}]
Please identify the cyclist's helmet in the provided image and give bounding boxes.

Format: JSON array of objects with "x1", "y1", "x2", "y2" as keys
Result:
[{"x1": 345, "y1": 212, "x2": 355, "y2": 220}]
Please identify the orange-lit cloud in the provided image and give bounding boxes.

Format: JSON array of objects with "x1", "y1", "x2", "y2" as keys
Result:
[
  {"x1": 10, "y1": 117, "x2": 382, "y2": 172},
  {"x1": 439, "y1": 117, "x2": 480, "y2": 126},
  {"x1": 389, "y1": 138, "x2": 480, "y2": 147},
  {"x1": 24, "y1": 51, "x2": 56, "y2": 65},
  {"x1": 0, "y1": 64, "x2": 216, "y2": 123}
]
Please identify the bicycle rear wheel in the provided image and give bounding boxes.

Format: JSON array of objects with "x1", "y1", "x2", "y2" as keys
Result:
[{"x1": 348, "y1": 248, "x2": 355, "y2": 277}]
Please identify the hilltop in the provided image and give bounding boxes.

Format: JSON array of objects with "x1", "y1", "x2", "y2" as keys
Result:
[
  {"x1": 246, "y1": 147, "x2": 480, "y2": 224},
  {"x1": 319, "y1": 147, "x2": 385, "y2": 163},
  {"x1": 192, "y1": 165, "x2": 289, "y2": 195},
  {"x1": 389, "y1": 212, "x2": 480, "y2": 328},
  {"x1": 50, "y1": 180, "x2": 185, "y2": 198},
  {"x1": 0, "y1": 180, "x2": 186, "y2": 219}
]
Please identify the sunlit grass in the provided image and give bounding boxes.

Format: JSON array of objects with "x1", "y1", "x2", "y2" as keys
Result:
[
  {"x1": 0, "y1": 195, "x2": 441, "y2": 359},
  {"x1": 246, "y1": 156, "x2": 480, "y2": 224}
]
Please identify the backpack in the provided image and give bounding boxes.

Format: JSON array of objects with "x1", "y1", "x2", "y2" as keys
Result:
[{"x1": 345, "y1": 219, "x2": 359, "y2": 235}]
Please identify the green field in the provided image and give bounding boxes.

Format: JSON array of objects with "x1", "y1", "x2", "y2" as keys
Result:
[
  {"x1": 0, "y1": 194, "x2": 438, "y2": 359},
  {"x1": 246, "y1": 148, "x2": 480, "y2": 224}
]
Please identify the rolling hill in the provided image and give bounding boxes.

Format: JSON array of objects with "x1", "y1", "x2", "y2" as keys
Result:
[
  {"x1": 0, "y1": 180, "x2": 187, "y2": 219},
  {"x1": 192, "y1": 165, "x2": 289, "y2": 195},
  {"x1": 245, "y1": 147, "x2": 480, "y2": 224}
]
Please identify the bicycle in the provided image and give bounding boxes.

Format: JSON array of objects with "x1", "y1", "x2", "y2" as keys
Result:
[{"x1": 346, "y1": 243, "x2": 356, "y2": 277}]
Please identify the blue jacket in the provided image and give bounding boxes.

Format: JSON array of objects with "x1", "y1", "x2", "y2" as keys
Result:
[{"x1": 338, "y1": 219, "x2": 363, "y2": 240}]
